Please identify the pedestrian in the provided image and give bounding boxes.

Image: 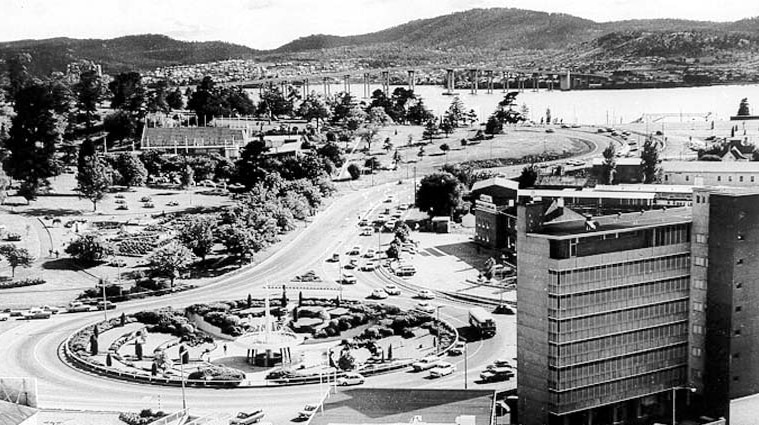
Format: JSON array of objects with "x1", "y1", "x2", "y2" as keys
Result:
[
  {"x1": 55, "y1": 250, "x2": 60, "y2": 258},
  {"x1": 49, "y1": 249, "x2": 54, "y2": 258},
  {"x1": 223, "y1": 344, "x2": 227, "y2": 356}
]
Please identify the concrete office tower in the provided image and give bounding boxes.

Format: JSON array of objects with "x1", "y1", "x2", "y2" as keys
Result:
[
  {"x1": 517, "y1": 203, "x2": 693, "y2": 425},
  {"x1": 694, "y1": 188, "x2": 759, "y2": 422}
]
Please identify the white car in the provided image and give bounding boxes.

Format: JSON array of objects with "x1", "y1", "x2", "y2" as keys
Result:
[
  {"x1": 341, "y1": 273, "x2": 357, "y2": 285},
  {"x1": 21, "y1": 309, "x2": 51, "y2": 320},
  {"x1": 416, "y1": 301, "x2": 435, "y2": 314},
  {"x1": 417, "y1": 290, "x2": 435, "y2": 300},
  {"x1": 412, "y1": 357, "x2": 442, "y2": 371},
  {"x1": 384, "y1": 284, "x2": 401, "y2": 295},
  {"x1": 364, "y1": 249, "x2": 375, "y2": 258},
  {"x1": 0, "y1": 313, "x2": 9, "y2": 321},
  {"x1": 429, "y1": 362, "x2": 456, "y2": 378},
  {"x1": 297, "y1": 404, "x2": 318, "y2": 420},
  {"x1": 361, "y1": 261, "x2": 377, "y2": 272},
  {"x1": 337, "y1": 372, "x2": 365, "y2": 386},
  {"x1": 370, "y1": 288, "x2": 388, "y2": 299}
]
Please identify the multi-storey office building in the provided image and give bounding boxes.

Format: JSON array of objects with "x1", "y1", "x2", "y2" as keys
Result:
[
  {"x1": 517, "y1": 189, "x2": 759, "y2": 424},
  {"x1": 517, "y1": 204, "x2": 693, "y2": 425}
]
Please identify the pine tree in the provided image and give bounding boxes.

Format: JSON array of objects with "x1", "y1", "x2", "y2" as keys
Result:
[
  {"x1": 76, "y1": 155, "x2": 112, "y2": 211},
  {"x1": 640, "y1": 138, "x2": 661, "y2": 184}
]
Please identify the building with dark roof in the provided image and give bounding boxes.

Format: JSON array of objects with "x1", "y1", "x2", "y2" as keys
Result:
[{"x1": 309, "y1": 388, "x2": 495, "y2": 425}]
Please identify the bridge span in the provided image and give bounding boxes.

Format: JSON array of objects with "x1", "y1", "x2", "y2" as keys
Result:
[{"x1": 221, "y1": 66, "x2": 608, "y2": 96}]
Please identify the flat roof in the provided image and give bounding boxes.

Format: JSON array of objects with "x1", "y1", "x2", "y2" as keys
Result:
[
  {"x1": 593, "y1": 184, "x2": 694, "y2": 194},
  {"x1": 309, "y1": 388, "x2": 495, "y2": 425},
  {"x1": 591, "y1": 157, "x2": 641, "y2": 166},
  {"x1": 518, "y1": 189, "x2": 655, "y2": 200},
  {"x1": 530, "y1": 207, "x2": 692, "y2": 239},
  {"x1": 662, "y1": 160, "x2": 759, "y2": 173}
]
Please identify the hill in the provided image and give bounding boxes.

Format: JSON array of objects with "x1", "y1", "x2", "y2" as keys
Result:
[{"x1": 0, "y1": 34, "x2": 259, "y2": 75}]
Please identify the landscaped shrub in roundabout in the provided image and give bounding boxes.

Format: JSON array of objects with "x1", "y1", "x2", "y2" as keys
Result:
[{"x1": 65, "y1": 295, "x2": 457, "y2": 388}]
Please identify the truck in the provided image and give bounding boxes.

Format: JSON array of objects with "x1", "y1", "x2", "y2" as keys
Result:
[{"x1": 469, "y1": 307, "x2": 497, "y2": 338}]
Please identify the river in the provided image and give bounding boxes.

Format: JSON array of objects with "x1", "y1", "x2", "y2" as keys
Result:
[{"x1": 249, "y1": 83, "x2": 759, "y2": 126}]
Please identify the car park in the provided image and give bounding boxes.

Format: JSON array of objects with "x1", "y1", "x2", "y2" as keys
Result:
[
  {"x1": 429, "y1": 362, "x2": 456, "y2": 378},
  {"x1": 412, "y1": 357, "x2": 442, "y2": 371},
  {"x1": 416, "y1": 301, "x2": 435, "y2": 314},
  {"x1": 337, "y1": 372, "x2": 365, "y2": 386},
  {"x1": 417, "y1": 290, "x2": 435, "y2": 300},
  {"x1": 384, "y1": 284, "x2": 401, "y2": 295},
  {"x1": 370, "y1": 289, "x2": 388, "y2": 299}
]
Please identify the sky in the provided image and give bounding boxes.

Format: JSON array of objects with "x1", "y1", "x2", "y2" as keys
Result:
[{"x1": 2, "y1": 0, "x2": 759, "y2": 50}]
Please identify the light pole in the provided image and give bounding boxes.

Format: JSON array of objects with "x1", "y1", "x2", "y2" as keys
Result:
[
  {"x1": 435, "y1": 306, "x2": 444, "y2": 354},
  {"x1": 464, "y1": 342, "x2": 468, "y2": 389},
  {"x1": 179, "y1": 357, "x2": 187, "y2": 411},
  {"x1": 672, "y1": 386, "x2": 696, "y2": 425}
]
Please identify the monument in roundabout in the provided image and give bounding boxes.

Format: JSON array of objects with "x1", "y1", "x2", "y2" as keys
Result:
[{"x1": 234, "y1": 291, "x2": 303, "y2": 367}]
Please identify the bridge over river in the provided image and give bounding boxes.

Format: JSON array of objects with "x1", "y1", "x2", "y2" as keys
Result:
[{"x1": 221, "y1": 66, "x2": 609, "y2": 96}]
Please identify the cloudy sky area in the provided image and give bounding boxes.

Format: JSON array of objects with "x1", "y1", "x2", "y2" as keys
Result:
[{"x1": 2, "y1": 0, "x2": 759, "y2": 49}]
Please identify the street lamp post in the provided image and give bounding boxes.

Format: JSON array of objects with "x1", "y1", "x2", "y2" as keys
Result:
[
  {"x1": 179, "y1": 357, "x2": 187, "y2": 411},
  {"x1": 464, "y1": 342, "x2": 468, "y2": 389},
  {"x1": 435, "y1": 306, "x2": 444, "y2": 355},
  {"x1": 672, "y1": 386, "x2": 696, "y2": 425}
]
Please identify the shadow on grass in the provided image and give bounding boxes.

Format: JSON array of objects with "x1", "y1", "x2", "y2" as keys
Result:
[
  {"x1": 42, "y1": 258, "x2": 99, "y2": 270},
  {"x1": 17, "y1": 208, "x2": 84, "y2": 217},
  {"x1": 186, "y1": 256, "x2": 240, "y2": 279}
]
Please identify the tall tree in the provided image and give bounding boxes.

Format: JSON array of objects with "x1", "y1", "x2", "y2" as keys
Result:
[
  {"x1": 108, "y1": 72, "x2": 146, "y2": 114},
  {"x1": 5, "y1": 83, "x2": 62, "y2": 198},
  {"x1": 416, "y1": 172, "x2": 465, "y2": 218},
  {"x1": 4, "y1": 53, "x2": 32, "y2": 101},
  {"x1": 298, "y1": 93, "x2": 331, "y2": 130},
  {"x1": 518, "y1": 165, "x2": 539, "y2": 189},
  {"x1": 0, "y1": 245, "x2": 34, "y2": 278},
  {"x1": 148, "y1": 242, "x2": 196, "y2": 290},
  {"x1": 76, "y1": 154, "x2": 112, "y2": 211},
  {"x1": 166, "y1": 88, "x2": 184, "y2": 110},
  {"x1": 74, "y1": 70, "x2": 104, "y2": 131},
  {"x1": 640, "y1": 138, "x2": 661, "y2": 184},
  {"x1": 65, "y1": 234, "x2": 114, "y2": 264},
  {"x1": 176, "y1": 215, "x2": 217, "y2": 260},
  {"x1": 445, "y1": 96, "x2": 466, "y2": 127},
  {"x1": 114, "y1": 153, "x2": 147, "y2": 187},
  {"x1": 601, "y1": 144, "x2": 617, "y2": 185}
]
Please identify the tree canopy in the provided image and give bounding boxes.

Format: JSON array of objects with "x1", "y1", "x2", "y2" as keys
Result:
[{"x1": 416, "y1": 172, "x2": 465, "y2": 218}]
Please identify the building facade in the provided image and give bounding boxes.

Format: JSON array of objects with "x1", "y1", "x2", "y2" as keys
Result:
[{"x1": 517, "y1": 205, "x2": 693, "y2": 425}]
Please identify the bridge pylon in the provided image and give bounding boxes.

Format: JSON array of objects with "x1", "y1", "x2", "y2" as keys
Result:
[
  {"x1": 469, "y1": 69, "x2": 479, "y2": 95},
  {"x1": 407, "y1": 70, "x2": 416, "y2": 92}
]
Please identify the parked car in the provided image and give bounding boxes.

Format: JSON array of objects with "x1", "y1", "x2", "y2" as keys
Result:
[
  {"x1": 229, "y1": 409, "x2": 265, "y2": 424},
  {"x1": 337, "y1": 372, "x2": 365, "y2": 386},
  {"x1": 493, "y1": 304, "x2": 515, "y2": 315},
  {"x1": 298, "y1": 404, "x2": 319, "y2": 420},
  {"x1": 358, "y1": 219, "x2": 369, "y2": 226},
  {"x1": 21, "y1": 309, "x2": 51, "y2": 320},
  {"x1": 416, "y1": 301, "x2": 435, "y2": 314},
  {"x1": 340, "y1": 273, "x2": 357, "y2": 285},
  {"x1": 370, "y1": 289, "x2": 388, "y2": 299},
  {"x1": 344, "y1": 259, "x2": 358, "y2": 270},
  {"x1": 96, "y1": 301, "x2": 117, "y2": 311},
  {"x1": 328, "y1": 253, "x2": 340, "y2": 262},
  {"x1": 0, "y1": 313, "x2": 9, "y2": 321},
  {"x1": 412, "y1": 357, "x2": 442, "y2": 371},
  {"x1": 417, "y1": 290, "x2": 435, "y2": 300},
  {"x1": 384, "y1": 284, "x2": 401, "y2": 295},
  {"x1": 430, "y1": 362, "x2": 456, "y2": 378},
  {"x1": 67, "y1": 302, "x2": 93, "y2": 313},
  {"x1": 487, "y1": 359, "x2": 514, "y2": 370},
  {"x1": 41, "y1": 305, "x2": 62, "y2": 314},
  {"x1": 347, "y1": 246, "x2": 361, "y2": 255},
  {"x1": 360, "y1": 228, "x2": 373, "y2": 236},
  {"x1": 361, "y1": 261, "x2": 376, "y2": 272},
  {"x1": 363, "y1": 249, "x2": 375, "y2": 258}
]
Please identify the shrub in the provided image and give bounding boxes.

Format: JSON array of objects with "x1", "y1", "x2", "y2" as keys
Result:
[
  {"x1": 347, "y1": 163, "x2": 361, "y2": 180},
  {"x1": 187, "y1": 365, "x2": 244, "y2": 386},
  {"x1": 0, "y1": 278, "x2": 45, "y2": 289}
]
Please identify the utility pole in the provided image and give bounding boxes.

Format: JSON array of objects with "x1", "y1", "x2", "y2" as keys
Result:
[
  {"x1": 413, "y1": 166, "x2": 417, "y2": 207},
  {"x1": 464, "y1": 343, "x2": 468, "y2": 389}
]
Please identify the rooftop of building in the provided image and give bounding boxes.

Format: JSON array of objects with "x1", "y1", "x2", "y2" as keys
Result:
[
  {"x1": 661, "y1": 160, "x2": 759, "y2": 173},
  {"x1": 518, "y1": 188, "x2": 656, "y2": 200},
  {"x1": 593, "y1": 184, "x2": 694, "y2": 194},
  {"x1": 470, "y1": 176, "x2": 519, "y2": 193},
  {"x1": 531, "y1": 206, "x2": 692, "y2": 238},
  {"x1": 308, "y1": 388, "x2": 495, "y2": 425},
  {"x1": 696, "y1": 186, "x2": 759, "y2": 197}
]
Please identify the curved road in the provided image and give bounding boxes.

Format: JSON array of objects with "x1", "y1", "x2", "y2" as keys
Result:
[{"x1": 0, "y1": 181, "x2": 514, "y2": 424}]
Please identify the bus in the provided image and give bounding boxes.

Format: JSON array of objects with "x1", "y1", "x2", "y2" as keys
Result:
[{"x1": 469, "y1": 307, "x2": 497, "y2": 338}]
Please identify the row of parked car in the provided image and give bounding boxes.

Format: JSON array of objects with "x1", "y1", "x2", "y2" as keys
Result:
[{"x1": 0, "y1": 301, "x2": 116, "y2": 321}]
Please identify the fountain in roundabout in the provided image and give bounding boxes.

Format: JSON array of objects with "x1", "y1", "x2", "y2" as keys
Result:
[{"x1": 233, "y1": 290, "x2": 303, "y2": 367}]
